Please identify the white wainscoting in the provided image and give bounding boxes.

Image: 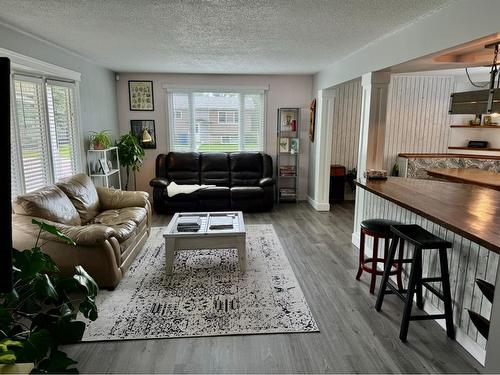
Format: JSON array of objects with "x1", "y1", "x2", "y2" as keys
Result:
[
  {"x1": 331, "y1": 79, "x2": 362, "y2": 171},
  {"x1": 358, "y1": 190, "x2": 498, "y2": 365},
  {"x1": 384, "y1": 76, "x2": 454, "y2": 172}
]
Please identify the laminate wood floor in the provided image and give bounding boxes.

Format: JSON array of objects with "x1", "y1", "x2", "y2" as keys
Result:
[{"x1": 65, "y1": 202, "x2": 481, "y2": 373}]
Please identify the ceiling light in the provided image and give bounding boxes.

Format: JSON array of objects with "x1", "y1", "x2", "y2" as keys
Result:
[{"x1": 449, "y1": 42, "x2": 500, "y2": 114}]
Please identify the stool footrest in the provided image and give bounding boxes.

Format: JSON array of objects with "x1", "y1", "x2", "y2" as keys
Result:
[
  {"x1": 422, "y1": 282, "x2": 444, "y2": 300},
  {"x1": 421, "y1": 277, "x2": 443, "y2": 283},
  {"x1": 410, "y1": 314, "x2": 446, "y2": 321}
]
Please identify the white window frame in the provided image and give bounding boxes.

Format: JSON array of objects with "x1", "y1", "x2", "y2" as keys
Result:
[
  {"x1": 218, "y1": 110, "x2": 227, "y2": 124},
  {"x1": 164, "y1": 84, "x2": 268, "y2": 153},
  {"x1": 3, "y1": 47, "x2": 84, "y2": 196},
  {"x1": 174, "y1": 110, "x2": 182, "y2": 119}
]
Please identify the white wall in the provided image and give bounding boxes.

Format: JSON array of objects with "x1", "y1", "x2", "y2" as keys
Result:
[
  {"x1": 0, "y1": 23, "x2": 118, "y2": 141},
  {"x1": 116, "y1": 73, "x2": 312, "y2": 198}
]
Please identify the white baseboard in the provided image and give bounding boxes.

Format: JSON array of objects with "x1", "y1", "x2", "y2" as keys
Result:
[
  {"x1": 352, "y1": 232, "x2": 360, "y2": 249},
  {"x1": 424, "y1": 303, "x2": 485, "y2": 365},
  {"x1": 307, "y1": 196, "x2": 330, "y2": 211}
]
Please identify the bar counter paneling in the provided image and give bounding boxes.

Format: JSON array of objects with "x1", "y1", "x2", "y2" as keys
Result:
[{"x1": 355, "y1": 177, "x2": 499, "y2": 365}]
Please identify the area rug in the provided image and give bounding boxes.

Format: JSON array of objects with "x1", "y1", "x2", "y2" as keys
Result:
[{"x1": 81, "y1": 224, "x2": 319, "y2": 341}]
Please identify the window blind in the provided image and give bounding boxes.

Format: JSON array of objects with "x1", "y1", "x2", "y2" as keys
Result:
[
  {"x1": 168, "y1": 90, "x2": 265, "y2": 152},
  {"x1": 11, "y1": 74, "x2": 81, "y2": 197},
  {"x1": 14, "y1": 77, "x2": 51, "y2": 193},
  {"x1": 46, "y1": 80, "x2": 80, "y2": 181}
]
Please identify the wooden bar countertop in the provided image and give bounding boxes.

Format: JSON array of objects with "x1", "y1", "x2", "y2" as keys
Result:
[
  {"x1": 398, "y1": 152, "x2": 500, "y2": 160},
  {"x1": 355, "y1": 177, "x2": 500, "y2": 254},
  {"x1": 427, "y1": 168, "x2": 500, "y2": 191}
]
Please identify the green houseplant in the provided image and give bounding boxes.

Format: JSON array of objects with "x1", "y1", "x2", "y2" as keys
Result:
[
  {"x1": 346, "y1": 168, "x2": 357, "y2": 192},
  {"x1": 89, "y1": 130, "x2": 112, "y2": 150},
  {"x1": 117, "y1": 132, "x2": 145, "y2": 190},
  {"x1": 0, "y1": 219, "x2": 98, "y2": 373}
]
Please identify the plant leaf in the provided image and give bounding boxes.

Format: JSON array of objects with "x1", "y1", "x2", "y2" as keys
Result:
[
  {"x1": 0, "y1": 339, "x2": 23, "y2": 350},
  {"x1": 0, "y1": 350, "x2": 16, "y2": 364},
  {"x1": 13, "y1": 249, "x2": 46, "y2": 279},
  {"x1": 73, "y1": 266, "x2": 98, "y2": 298},
  {"x1": 79, "y1": 298, "x2": 98, "y2": 321},
  {"x1": 31, "y1": 219, "x2": 76, "y2": 246},
  {"x1": 59, "y1": 303, "x2": 74, "y2": 319},
  {"x1": 33, "y1": 274, "x2": 59, "y2": 300}
]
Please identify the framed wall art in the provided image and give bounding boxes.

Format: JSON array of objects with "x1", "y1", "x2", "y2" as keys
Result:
[
  {"x1": 131, "y1": 119, "x2": 157, "y2": 149},
  {"x1": 128, "y1": 80, "x2": 154, "y2": 111},
  {"x1": 279, "y1": 137, "x2": 290, "y2": 153},
  {"x1": 309, "y1": 98, "x2": 316, "y2": 142}
]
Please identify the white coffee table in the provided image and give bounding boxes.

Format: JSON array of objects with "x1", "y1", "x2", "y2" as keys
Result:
[{"x1": 163, "y1": 211, "x2": 246, "y2": 276}]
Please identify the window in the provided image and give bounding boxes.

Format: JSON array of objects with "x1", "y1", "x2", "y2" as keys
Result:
[
  {"x1": 218, "y1": 111, "x2": 227, "y2": 124},
  {"x1": 218, "y1": 111, "x2": 238, "y2": 124},
  {"x1": 11, "y1": 74, "x2": 81, "y2": 196},
  {"x1": 168, "y1": 90, "x2": 265, "y2": 152},
  {"x1": 174, "y1": 110, "x2": 182, "y2": 119}
]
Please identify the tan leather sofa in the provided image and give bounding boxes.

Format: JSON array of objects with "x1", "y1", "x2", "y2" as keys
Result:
[{"x1": 11, "y1": 173, "x2": 151, "y2": 289}]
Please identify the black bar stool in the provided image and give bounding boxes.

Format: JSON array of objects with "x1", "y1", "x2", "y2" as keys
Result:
[
  {"x1": 375, "y1": 224, "x2": 455, "y2": 341},
  {"x1": 356, "y1": 219, "x2": 404, "y2": 294}
]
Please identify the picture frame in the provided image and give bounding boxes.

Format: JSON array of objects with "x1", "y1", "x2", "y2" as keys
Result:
[
  {"x1": 98, "y1": 158, "x2": 110, "y2": 174},
  {"x1": 128, "y1": 80, "x2": 154, "y2": 111},
  {"x1": 279, "y1": 137, "x2": 290, "y2": 153},
  {"x1": 290, "y1": 138, "x2": 299, "y2": 154},
  {"x1": 309, "y1": 98, "x2": 316, "y2": 142},
  {"x1": 130, "y1": 119, "x2": 157, "y2": 149},
  {"x1": 279, "y1": 109, "x2": 298, "y2": 132}
]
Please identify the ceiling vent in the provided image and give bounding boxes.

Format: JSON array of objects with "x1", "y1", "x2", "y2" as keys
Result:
[{"x1": 449, "y1": 42, "x2": 500, "y2": 114}]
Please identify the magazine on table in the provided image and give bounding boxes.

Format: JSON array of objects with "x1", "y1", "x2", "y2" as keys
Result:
[
  {"x1": 177, "y1": 216, "x2": 202, "y2": 232},
  {"x1": 209, "y1": 216, "x2": 234, "y2": 230}
]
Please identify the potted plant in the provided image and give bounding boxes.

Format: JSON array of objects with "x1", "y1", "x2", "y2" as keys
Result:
[
  {"x1": 89, "y1": 130, "x2": 112, "y2": 150},
  {"x1": 346, "y1": 167, "x2": 357, "y2": 192},
  {"x1": 0, "y1": 219, "x2": 98, "y2": 373},
  {"x1": 117, "y1": 132, "x2": 145, "y2": 190}
]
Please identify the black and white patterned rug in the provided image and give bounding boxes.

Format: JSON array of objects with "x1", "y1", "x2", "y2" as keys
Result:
[{"x1": 82, "y1": 224, "x2": 319, "y2": 341}]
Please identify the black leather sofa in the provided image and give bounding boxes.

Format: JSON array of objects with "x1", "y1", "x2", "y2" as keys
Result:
[{"x1": 150, "y1": 152, "x2": 274, "y2": 213}]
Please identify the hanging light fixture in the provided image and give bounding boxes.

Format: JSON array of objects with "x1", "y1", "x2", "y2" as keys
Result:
[
  {"x1": 142, "y1": 128, "x2": 153, "y2": 143},
  {"x1": 449, "y1": 42, "x2": 500, "y2": 115}
]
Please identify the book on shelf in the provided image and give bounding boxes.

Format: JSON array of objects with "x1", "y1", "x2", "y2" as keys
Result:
[
  {"x1": 209, "y1": 216, "x2": 234, "y2": 230},
  {"x1": 279, "y1": 165, "x2": 296, "y2": 176},
  {"x1": 177, "y1": 216, "x2": 201, "y2": 232},
  {"x1": 279, "y1": 188, "x2": 297, "y2": 198}
]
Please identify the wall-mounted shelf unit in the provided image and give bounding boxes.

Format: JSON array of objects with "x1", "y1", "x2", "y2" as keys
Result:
[
  {"x1": 276, "y1": 108, "x2": 300, "y2": 203},
  {"x1": 87, "y1": 147, "x2": 122, "y2": 189},
  {"x1": 448, "y1": 122, "x2": 500, "y2": 156}
]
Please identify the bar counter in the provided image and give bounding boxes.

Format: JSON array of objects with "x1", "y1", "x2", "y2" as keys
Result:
[
  {"x1": 354, "y1": 177, "x2": 499, "y2": 366},
  {"x1": 355, "y1": 177, "x2": 500, "y2": 254}
]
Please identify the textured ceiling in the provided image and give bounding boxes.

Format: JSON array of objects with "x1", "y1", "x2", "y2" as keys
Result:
[{"x1": 0, "y1": 0, "x2": 451, "y2": 74}]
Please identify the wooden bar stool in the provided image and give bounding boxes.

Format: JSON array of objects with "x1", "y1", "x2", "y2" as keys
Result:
[
  {"x1": 356, "y1": 219, "x2": 404, "y2": 294},
  {"x1": 375, "y1": 224, "x2": 455, "y2": 341}
]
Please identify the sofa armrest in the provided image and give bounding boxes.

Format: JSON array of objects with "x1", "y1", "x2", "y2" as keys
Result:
[
  {"x1": 12, "y1": 215, "x2": 115, "y2": 246},
  {"x1": 259, "y1": 177, "x2": 275, "y2": 187},
  {"x1": 150, "y1": 177, "x2": 169, "y2": 188},
  {"x1": 96, "y1": 186, "x2": 149, "y2": 210}
]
